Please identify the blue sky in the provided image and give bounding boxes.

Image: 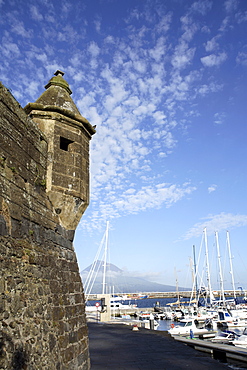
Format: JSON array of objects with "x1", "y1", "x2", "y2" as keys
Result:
[{"x1": 1, "y1": 0, "x2": 247, "y2": 291}]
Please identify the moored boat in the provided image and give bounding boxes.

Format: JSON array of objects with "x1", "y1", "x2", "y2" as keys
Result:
[
  {"x1": 111, "y1": 301, "x2": 137, "y2": 310},
  {"x1": 211, "y1": 330, "x2": 239, "y2": 344},
  {"x1": 168, "y1": 318, "x2": 215, "y2": 337},
  {"x1": 216, "y1": 310, "x2": 247, "y2": 328},
  {"x1": 232, "y1": 327, "x2": 247, "y2": 348}
]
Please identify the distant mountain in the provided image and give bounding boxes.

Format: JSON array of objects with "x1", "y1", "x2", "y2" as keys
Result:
[
  {"x1": 82, "y1": 260, "x2": 122, "y2": 273},
  {"x1": 80, "y1": 261, "x2": 187, "y2": 294}
]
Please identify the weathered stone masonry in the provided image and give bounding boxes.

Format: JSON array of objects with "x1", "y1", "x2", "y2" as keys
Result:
[{"x1": 0, "y1": 72, "x2": 95, "y2": 369}]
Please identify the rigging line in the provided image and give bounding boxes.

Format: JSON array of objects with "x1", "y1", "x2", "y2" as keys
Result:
[
  {"x1": 86, "y1": 258, "x2": 105, "y2": 299},
  {"x1": 84, "y1": 233, "x2": 105, "y2": 295},
  {"x1": 86, "y1": 259, "x2": 103, "y2": 299},
  {"x1": 84, "y1": 224, "x2": 109, "y2": 299}
]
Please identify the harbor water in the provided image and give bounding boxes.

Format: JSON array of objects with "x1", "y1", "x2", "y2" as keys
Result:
[{"x1": 87, "y1": 296, "x2": 247, "y2": 333}]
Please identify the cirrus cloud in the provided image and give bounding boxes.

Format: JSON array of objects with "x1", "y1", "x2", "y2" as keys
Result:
[{"x1": 183, "y1": 213, "x2": 247, "y2": 240}]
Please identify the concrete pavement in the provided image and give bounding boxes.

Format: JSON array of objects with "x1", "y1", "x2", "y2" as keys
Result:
[{"x1": 88, "y1": 322, "x2": 229, "y2": 369}]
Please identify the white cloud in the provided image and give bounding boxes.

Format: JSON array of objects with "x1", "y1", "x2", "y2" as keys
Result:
[
  {"x1": 201, "y1": 52, "x2": 227, "y2": 67},
  {"x1": 184, "y1": 213, "x2": 247, "y2": 239},
  {"x1": 45, "y1": 14, "x2": 56, "y2": 23},
  {"x1": 149, "y1": 37, "x2": 167, "y2": 62},
  {"x1": 208, "y1": 184, "x2": 217, "y2": 193},
  {"x1": 104, "y1": 35, "x2": 115, "y2": 44},
  {"x1": 236, "y1": 50, "x2": 247, "y2": 66},
  {"x1": 219, "y1": 16, "x2": 230, "y2": 32},
  {"x1": 214, "y1": 112, "x2": 226, "y2": 124},
  {"x1": 204, "y1": 37, "x2": 219, "y2": 52},
  {"x1": 158, "y1": 152, "x2": 167, "y2": 158},
  {"x1": 155, "y1": 12, "x2": 172, "y2": 34},
  {"x1": 45, "y1": 64, "x2": 64, "y2": 76},
  {"x1": 180, "y1": 14, "x2": 198, "y2": 42},
  {"x1": 122, "y1": 96, "x2": 140, "y2": 108},
  {"x1": 1, "y1": 41, "x2": 20, "y2": 57},
  {"x1": 57, "y1": 25, "x2": 79, "y2": 44},
  {"x1": 171, "y1": 43, "x2": 196, "y2": 70},
  {"x1": 153, "y1": 110, "x2": 167, "y2": 125},
  {"x1": 235, "y1": 11, "x2": 247, "y2": 24},
  {"x1": 30, "y1": 5, "x2": 43, "y2": 21},
  {"x1": 157, "y1": 131, "x2": 176, "y2": 149},
  {"x1": 89, "y1": 183, "x2": 196, "y2": 224},
  {"x1": 224, "y1": 0, "x2": 238, "y2": 13},
  {"x1": 26, "y1": 81, "x2": 40, "y2": 98},
  {"x1": 11, "y1": 21, "x2": 32, "y2": 38},
  {"x1": 88, "y1": 41, "x2": 100, "y2": 58},
  {"x1": 191, "y1": 0, "x2": 213, "y2": 15},
  {"x1": 197, "y1": 82, "x2": 223, "y2": 96},
  {"x1": 94, "y1": 19, "x2": 101, "y2": 33},
  {"x1": 121, "y1": 269, "x2": 165, "y2": 282},
  {"x1": 133, "y1": 105, "x2": 148, "y2": 116},
  {"x1": 133, "y1": 60, "x2": 147, "y2": 73},
  {"x1": 35, "y1": 53, "x2": 48, "y2": 64}
]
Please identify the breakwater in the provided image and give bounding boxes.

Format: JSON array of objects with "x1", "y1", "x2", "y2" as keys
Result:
[{"x1": 86, "y1": 290, "x2": 240, "y2": 300}]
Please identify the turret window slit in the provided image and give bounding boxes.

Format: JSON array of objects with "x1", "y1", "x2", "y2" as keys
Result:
[{"x1": 60, "y1": 137, "x2": 74, "y2": 151}]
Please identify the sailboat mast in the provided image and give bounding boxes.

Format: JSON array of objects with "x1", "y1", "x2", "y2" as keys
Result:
[
  {"x1": 215, "y1": 231, "x2": 225, "y2": 302},
  {"x1": 226, "y1": 230, "x2": 236, "y2": 299},
  {"x1": 193, "y1": 245, "x2": 198, "y2": 301},
  {"x1": 204, "y1": 228, "x2": 213, "y2": 305},
  {"x1": 102, "y1": 221, "x2": 109, "y2": 295},
  {"x1": 174, "y1": 267, "x2": 180, "y2": 307},
  {"x1": 84, "y1": 226, "x2": 107, "y2": 300}
]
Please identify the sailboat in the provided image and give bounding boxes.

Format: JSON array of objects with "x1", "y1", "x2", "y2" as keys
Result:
[
  {"x1": 83, "y1": 221, "x2": 110, "y2": 301},
  {"x1": 189, "y1": 228, "x2": 215, "y2": 308},
  {"x1": 83, "y1": 221, "x2": 137, "y2": 313},
  {"x1": 193, "y1": 230, "x2": 247, "y2": 326}
]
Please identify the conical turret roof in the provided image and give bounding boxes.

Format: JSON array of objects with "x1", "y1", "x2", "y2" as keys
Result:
[
  {"x1": 24, "y1": 70, "x2": 96, "y2": 136},
  {"x1": 34, "y1": 70, "x2": 81, "y2": 115}
]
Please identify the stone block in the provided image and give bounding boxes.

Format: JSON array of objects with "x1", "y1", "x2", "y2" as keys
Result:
[{"x1": 0, "y1": 215, "x2": 8, "y2": 236}]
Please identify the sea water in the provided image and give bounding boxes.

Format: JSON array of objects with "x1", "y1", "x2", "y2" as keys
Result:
[
  {"x1": 87, "y1": 297, "x2": 247, "y2": 334},
  {"x1": 131, "y1": 298, "x2": 247, "y2": 335}
]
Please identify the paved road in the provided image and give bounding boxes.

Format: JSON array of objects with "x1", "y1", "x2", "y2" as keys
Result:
[{"x1": 88, "y1": 322, "x2": 229, "y2": 369}]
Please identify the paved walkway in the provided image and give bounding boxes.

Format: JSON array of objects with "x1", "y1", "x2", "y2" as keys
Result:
[{"x1": 88, "y1": 322, "x2": 229, "y2": 369}]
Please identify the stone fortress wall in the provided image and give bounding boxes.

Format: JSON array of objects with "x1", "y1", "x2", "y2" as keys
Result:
[{"x1": 0, "y1": 72, "x2": 95, "y2": 369}]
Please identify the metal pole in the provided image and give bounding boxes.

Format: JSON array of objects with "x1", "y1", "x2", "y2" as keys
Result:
[
  {"x1": 204, "y1": 228, "x2": 213, "y2": 305},
  {"x1": 227, "y1": 231, "x2": 236, "y2": 299},
  {"x1": 193, "y1": 245, "x2": 198, "y2": 302},
  {"x1": 102, "y1": 221, "x2": 109, "y2": 295},
  {"x1": 215, "y1": 231, "x2": 225, "y2": 302}
]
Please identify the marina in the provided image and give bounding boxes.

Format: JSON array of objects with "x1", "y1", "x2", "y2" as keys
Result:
[
  {"x1": 85, "y1": 226, "x2": 247, "y2": 367},
  {"x1": 86, "y1": 295, "x2": 247, "y2": 368}
]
